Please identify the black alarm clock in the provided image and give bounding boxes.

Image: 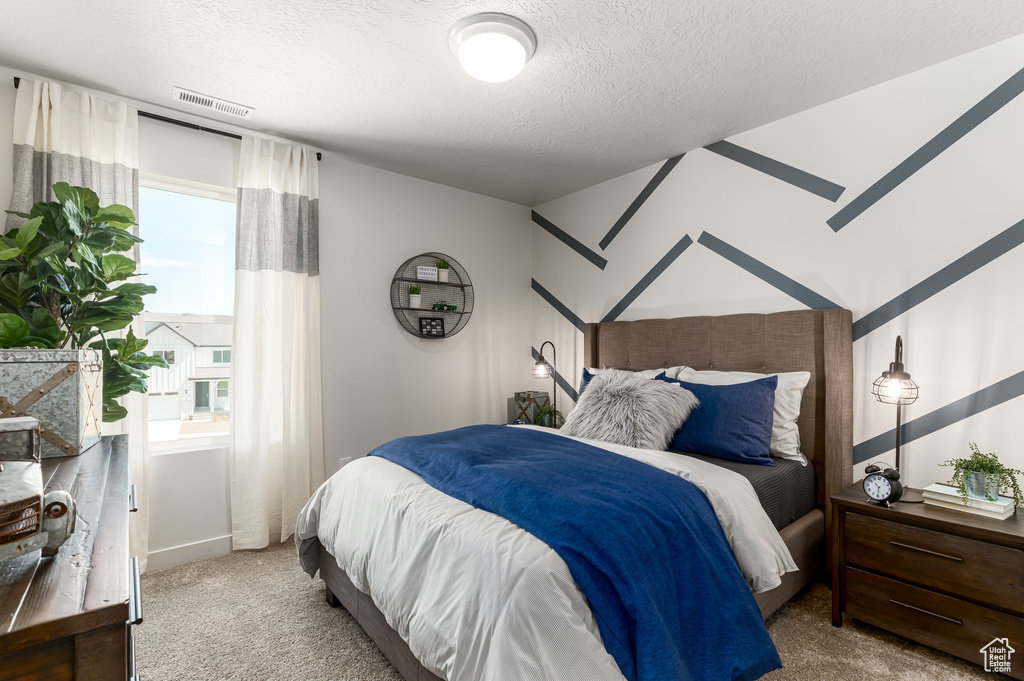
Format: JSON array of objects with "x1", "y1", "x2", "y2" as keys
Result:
[{"x1": 862, "y1": 463, "x2": 903, "y2": 506}]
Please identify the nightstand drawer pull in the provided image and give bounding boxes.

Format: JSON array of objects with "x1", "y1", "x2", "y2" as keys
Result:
[
  {"x1": 889, "y1": 599, "x2": 962, "y2": 625},
  {"x1": 889, "y1": 541, "x2": 962, "y2": 562}
]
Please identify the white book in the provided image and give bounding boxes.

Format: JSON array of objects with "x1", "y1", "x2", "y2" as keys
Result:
[
  {"x1": 924, "y1": 496, "x2": 1015, "y2": 520},
  {"x1": 921, "y1": 483, "x2": 1016, "y2": 513}
]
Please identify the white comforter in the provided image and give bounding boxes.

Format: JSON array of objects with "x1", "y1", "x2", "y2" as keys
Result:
[{"x1": 295, "y1": 425, "x2": 796, "y2": 681}]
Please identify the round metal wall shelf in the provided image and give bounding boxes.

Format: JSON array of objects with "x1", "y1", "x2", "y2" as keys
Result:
[{"x1": 390, "y1": 252, "x2": 474, "y2": 339}]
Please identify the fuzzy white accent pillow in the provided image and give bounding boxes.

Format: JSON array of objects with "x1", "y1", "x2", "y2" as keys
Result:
[{"x1": 561, "y1": 369, "x2": 699, "y2": 450}]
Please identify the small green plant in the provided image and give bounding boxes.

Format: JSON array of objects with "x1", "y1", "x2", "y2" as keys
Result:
[
  {"x1": 408, "y1": 285, "x2": 421, "y2": 295},
  {"x1": 940, "y1": 443, "x2": 1023, "y2": 506},
  {"x1": 436, "y1": 259, "x2": 450, "y2": 269},
  {"x1": 534, "y1": 404, "x2": 564, "y2": 428}
]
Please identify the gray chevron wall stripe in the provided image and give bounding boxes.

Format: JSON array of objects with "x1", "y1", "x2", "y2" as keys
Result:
[
  {"x1": 532, "y1": 346, "x2": 580, "y2": 403},
  {"x1": 601, "y1": 234, "x2": 694, "y2": 322},
  {"x1": 852, "y1": 216, "x2": 1024, "y2": 341},
  {"x1": 697, "y1": 232, "x2": 840, "y2": 309},
  {"x1": 853, "y1": 369, "x2": 1024, "y2": 463},
  {"x1": 531, "y1": 210, "x2": 608, "y2": 269},
  {"x1": 828, "y1": 64, "x2": 1024, "y2": 232},
  {"x1": 598, "y1": 154, "x2": 684, "y2": 250},
  {"x1": 705, "y1": 141, "x2": 845, "y2": 202},
  {"x1": 532, "y1": 278, "x2": 586, "y2": 332}
]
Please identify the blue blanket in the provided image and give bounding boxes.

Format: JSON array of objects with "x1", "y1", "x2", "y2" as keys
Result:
[{"x1": 368, "y1": 425, "x2": 781, "y2": 681}]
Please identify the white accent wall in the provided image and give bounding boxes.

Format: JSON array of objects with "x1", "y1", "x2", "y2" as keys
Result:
[{"x1": 530, "y1": 34, "x2": 1024, "y2": 491}]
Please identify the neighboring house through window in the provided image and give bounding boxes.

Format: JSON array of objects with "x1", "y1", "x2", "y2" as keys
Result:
[{"x1": 139, "y1": 174, "x2": 236, "y2": 445}]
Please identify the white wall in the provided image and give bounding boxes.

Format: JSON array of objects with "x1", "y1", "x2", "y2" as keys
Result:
[
  {"x1": 318, "y1": 156, "x2": 533, "y2": 473},
  {"x1": 531, "y1": 34, "x2": 1024, "y2": 492}
]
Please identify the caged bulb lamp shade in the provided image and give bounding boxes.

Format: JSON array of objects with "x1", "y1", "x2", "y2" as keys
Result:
[{"x1": 449, "y1": 13, "x2": 537, "y2": 83}]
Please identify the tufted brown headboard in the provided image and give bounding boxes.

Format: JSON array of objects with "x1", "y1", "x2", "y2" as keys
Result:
[{"x1": 583, "y1": 309, "x2": 854, "y2": 547}]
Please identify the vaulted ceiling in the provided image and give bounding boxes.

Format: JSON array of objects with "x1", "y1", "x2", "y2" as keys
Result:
[{"x1": 1, "y1": 1, "x2": 1022, "y2": 205}]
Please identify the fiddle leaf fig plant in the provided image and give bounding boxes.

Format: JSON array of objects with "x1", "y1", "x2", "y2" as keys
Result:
[{"x1": 0, "y1": 182, "x2": 167, "y2": 422}]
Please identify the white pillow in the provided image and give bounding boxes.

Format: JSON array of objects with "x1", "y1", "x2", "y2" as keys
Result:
[
  {"x1": 586, "y1": 366, "x2": 688, "y2": 380},
  {"x1": 674, "y1": 368, "x2": 811, "y2": 465},
  {"x1": 562, "y1": 369, "x2": 699, "y2": 450}
]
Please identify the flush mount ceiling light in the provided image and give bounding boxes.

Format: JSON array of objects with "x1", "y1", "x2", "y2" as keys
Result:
[{"x1": 449, "y1": 13, "x2": 536, "y2": 83}]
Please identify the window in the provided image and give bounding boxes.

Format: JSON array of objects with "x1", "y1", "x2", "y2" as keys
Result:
[
  {"x1": 140, "y1": 175, "x2": 236, "y2": 446},
  {"x1": 154, "y1": 350, "x2": 175, "y2": 365}
]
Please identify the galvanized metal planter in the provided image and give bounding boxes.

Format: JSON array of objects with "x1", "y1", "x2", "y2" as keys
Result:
[{"x1": 0, "y1": 349, "x2": 103, "y2": 458}]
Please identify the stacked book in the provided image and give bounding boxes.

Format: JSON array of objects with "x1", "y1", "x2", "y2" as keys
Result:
[{"x1": 922, "y1": 483, "x2": 1017, "y2": 520}]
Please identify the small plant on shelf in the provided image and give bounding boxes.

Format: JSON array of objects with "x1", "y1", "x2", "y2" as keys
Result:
[
  {"x1": 436, "y1": 259, "x2": 451, "y2": 282},
  {"x1": 408, "y1": 286, "x2": 421, "y2": 309},
  {"x1": 534, "y1": 404, "x2": 565, "y2": 429},
  {"x1": 940, "y1": 443, "x2": 1023, "y2": 506}
]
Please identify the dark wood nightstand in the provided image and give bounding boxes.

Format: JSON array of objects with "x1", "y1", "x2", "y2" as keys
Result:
[{"x1": 832, "y1": 482, "x2": 1024, "y2": 679}]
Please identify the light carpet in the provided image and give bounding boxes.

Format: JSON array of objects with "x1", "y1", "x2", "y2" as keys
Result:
[{"x1": 137, "y1": 541, "x2": 994, "y2": 680}]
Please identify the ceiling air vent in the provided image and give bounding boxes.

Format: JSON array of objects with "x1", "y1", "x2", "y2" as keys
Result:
[{"x1": 171, "y1": 87, "x2": 254, "y2": 120}]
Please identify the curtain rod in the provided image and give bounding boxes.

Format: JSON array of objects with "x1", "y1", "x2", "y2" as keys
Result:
[{"x1": 13, "y1": 76, "x2": 322, "y2": 161}]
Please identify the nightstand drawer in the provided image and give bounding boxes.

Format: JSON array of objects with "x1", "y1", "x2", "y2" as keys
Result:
[
  {"x1": 845, "y1": 512, "x2": 1024, "y2": 610},
  {"x1": 846, "y1": 567, "x2": 1024, "y2": 680}
]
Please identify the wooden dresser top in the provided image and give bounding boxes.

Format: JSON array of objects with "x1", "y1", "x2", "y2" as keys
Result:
[{"x1": 0, "y1": 435, "x2": 130, "y2": 656}]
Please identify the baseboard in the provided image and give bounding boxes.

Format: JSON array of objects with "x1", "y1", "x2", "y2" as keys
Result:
[{"x1": 147, "y1": 534, "x2": 233, "y2": 572}]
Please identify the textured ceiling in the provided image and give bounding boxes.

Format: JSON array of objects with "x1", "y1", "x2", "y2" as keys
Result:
[{"x1": 1, "y1": 1, "x2": 1023, "y2": 205}]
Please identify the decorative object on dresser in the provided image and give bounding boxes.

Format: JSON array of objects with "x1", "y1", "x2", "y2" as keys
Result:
[
  {"x1": 832, "y1": 482, "x2": 1024, "y2": 679},
  {"x1": 870, "y1": 335, "x2": 924, "y2": 502},
  {"x1": 1, "y1": 182, "x2": 166, "y2": 429},
  {"x1": 0, "y1": 435, "x2": 142, "y2": 680},
  {"x1": 532, "y1": 404, "x2": 564, "y2": 429},
  {"x1": 532, "y1": 340, "x2": 558, "y2": 425},
  {"x1": 0, "y1": 416, "x2": 77, "y2": 562},
  {"x1": 391, "y1": 252, "x2": 474, "y2": 339},
  {"x1": 940, "y1": 442, "x2": 1023, "y2": 509}
]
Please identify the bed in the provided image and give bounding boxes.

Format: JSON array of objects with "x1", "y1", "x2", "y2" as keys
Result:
[{"x1": 298, "y1": 309, "x2": 853, "y2": 681}]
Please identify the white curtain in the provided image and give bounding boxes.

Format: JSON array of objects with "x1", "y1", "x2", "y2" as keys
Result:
[
  {"x1": 230, "y1": 136, "x2": 323, "y2": 549},
  {"x1": 7, "y1": 80, "x2": 151, "y2": 570}
]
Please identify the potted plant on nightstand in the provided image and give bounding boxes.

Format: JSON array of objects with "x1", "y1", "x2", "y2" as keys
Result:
[
  {"x1": 534, "y1": 405, "x2": 564, "y2": 429},
  {"x1": 408, "y1": 286, "x2": 422, "y2": 308},
  {"x1": 436, "y1": 259, "x2": 450, "y2": 283},
  {"x1": 941, "y1": 443, "x2": 1024, "y2": 506},
  {"x1": 0, "y1": 182, "x2": 166, "y2": 456}
]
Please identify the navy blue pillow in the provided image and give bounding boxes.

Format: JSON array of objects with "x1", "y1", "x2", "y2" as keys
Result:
[
  {"x1": 655, "y1": 372, "x2": 777, "y2": 466},
  {"x1": 579, "y1": 367, "x2": 596, "y2": 396}
]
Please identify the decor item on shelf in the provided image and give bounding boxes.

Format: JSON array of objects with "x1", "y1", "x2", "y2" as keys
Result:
[
  {"x1": 507, "y1": 390, "x2": 549, "y2": 425},
  {"x1": 408, "y1": 286, "x2": 422, "y2": 309},
  {"x1": 416, "y1": 265, "x2": 438, "y2": 282},
  {"x1": 533, "y1": 341, "x2": 558, "y2": 425},
  {"x1": 390, "y1": 252, "x2": 474, "y2": 339},
  {"x1": 870, "y1": 335, "x2": 922, "y2": 502},
  {"x1": 533, "y1": 404, "x2": 564, "y2": 429},
  {"x1": 0, "y1": 183, "x2": 165, "y2": 455},
  {"x1": 0, "y1": 416, "x2": 77, "y2": 562},
  {"x1": 940, "y1": 442, "x2": 1023, "y2": 507},
  {"x1": 449, "y1": 13, "x2": 537, "y2": 83},
  {"x1": 419, "y1": 317, "x2": 444, "y2": 338},
  {"x1": 436, "y1": 259, "x2": 450, "y2": 283}
]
